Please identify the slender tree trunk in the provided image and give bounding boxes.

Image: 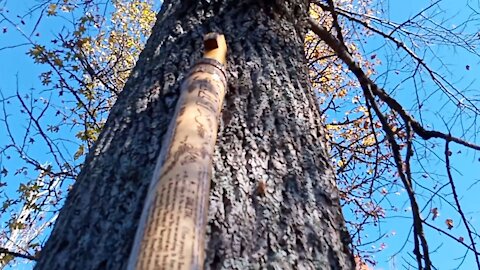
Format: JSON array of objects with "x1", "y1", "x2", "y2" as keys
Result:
[{"x1": 35, "y1": 1, "x2": 355, "y2": 269}]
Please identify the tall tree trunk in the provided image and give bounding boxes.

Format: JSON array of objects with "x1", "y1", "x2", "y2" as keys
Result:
[{"x1": 35, "y1": 1, "x2": 355, "y2": 269}]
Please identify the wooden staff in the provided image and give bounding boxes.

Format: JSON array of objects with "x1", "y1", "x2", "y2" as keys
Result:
[{"x1": 127, "y1": 33, "x2": 227, "y2": 270}]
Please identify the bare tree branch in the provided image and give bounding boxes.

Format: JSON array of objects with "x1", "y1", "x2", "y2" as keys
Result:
[
  {"x1": 0, "y1": 247, "x2": 37, "y2": 261},
  {"x1": 307, "y1": 17, "x2": 480, "y2": 151},
  {"x1": 445, "y1": 140, "x2": 480, "y2": 268}
]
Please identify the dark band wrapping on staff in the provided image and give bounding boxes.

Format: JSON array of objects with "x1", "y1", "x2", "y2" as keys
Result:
[{"x1": 189, "y1": 58, "x2": 228, "y2": 90}]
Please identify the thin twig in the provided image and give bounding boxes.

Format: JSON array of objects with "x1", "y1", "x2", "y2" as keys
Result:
[
  {"x1": 0, "y1": 247, "x2": 37, "y2": 261},
  {"x1": 444, "y1": 140, "x2": 480, "y2": 268}
]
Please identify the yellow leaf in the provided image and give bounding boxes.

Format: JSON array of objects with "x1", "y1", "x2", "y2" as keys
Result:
[
  {"x1": 326, "y1": 124, "x2": 340, "y2": 131},
  {"x1": 53, "y1": 58, "x2": 63, "y2": 67},
  {"x1": 47, "y1": 4, "x2": 57, "y2": 16},
  {"x1": 74, "y1": 145, "x2": 85, "y2": 160},
  {"x1": 337, "y1": 88, "x2": 348, "y2": 98},
  {"x1": 445, "y1": 219, "x2": 454, "y2": 230},
  {"x1": 362, "y1": 135, "x2": 376, "y2": 146}
]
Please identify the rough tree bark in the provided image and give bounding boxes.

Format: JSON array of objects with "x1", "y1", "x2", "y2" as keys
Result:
[{"x1": 35, "y1": 1, "x2": 355, "y2": 269}]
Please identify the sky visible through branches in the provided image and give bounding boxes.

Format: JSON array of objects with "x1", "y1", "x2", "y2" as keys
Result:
[{"x1": 334, "y1": 0, "x2": 479, "y2": 268}]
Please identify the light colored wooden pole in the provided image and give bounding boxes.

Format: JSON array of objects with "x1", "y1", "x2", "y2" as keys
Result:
[{"x1": 127, "y1": 33, "x2": 227, "y2": 270}]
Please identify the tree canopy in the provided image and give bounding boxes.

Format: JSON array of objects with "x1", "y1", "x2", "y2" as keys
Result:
[{"x1": 1, "y1": 0, "x2": 480, "y2": 269}]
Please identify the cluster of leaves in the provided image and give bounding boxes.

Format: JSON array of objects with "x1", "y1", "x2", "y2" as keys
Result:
[
  {"x1": 306, "y1": 1, "x2": 398, "y2": 265},
  {"x1": 0, "y1": 0, "x2": 156, "y2": 267}
]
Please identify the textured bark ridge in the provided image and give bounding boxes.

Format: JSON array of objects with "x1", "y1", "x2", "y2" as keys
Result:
[{"x1": 35, "y1": 1, "x2": 355, "y2": 269}]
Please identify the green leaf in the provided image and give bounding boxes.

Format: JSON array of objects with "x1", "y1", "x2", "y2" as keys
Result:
[{"x1": 74, "y1": 145, "x2": 85, "y2": 160}]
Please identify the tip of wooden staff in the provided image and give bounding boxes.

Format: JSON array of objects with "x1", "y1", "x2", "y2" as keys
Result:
[
  {"x1": 204, "y1": 33, "x2": 220, "y2": 50},
  {"x1": 203, "y1": 32, "x2": 227, "y2": 65}
]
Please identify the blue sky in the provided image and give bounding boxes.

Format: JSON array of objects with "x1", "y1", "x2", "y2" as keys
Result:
[
  {"x1": 1, "y1": 0, "x2": 479, "y2": 269},
  {"x1": 345, "y1": 0, "x2": 480, "y2": 269}
]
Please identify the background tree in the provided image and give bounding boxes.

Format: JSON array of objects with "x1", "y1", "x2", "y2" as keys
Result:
[{"x1": 1, "y1": 0, "x2": 479, "y2": 269}]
